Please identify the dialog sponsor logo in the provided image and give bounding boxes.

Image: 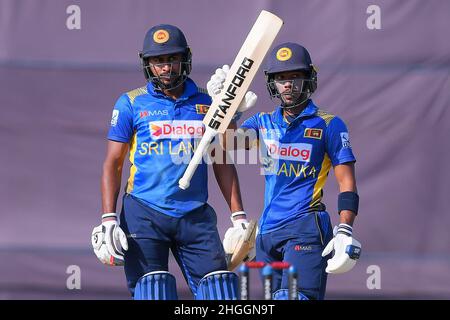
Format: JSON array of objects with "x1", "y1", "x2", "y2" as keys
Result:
[
  {"x1": 265, "y1": 139, "x2": 312, "y2": 162},
  {"x1": 150, "y1": 121, "x2": 205, "y2": 139}
]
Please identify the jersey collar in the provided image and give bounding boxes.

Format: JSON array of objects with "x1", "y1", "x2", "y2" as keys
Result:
[{"x1": 272, "y1": 100, "x2": 318, "y2": 127}]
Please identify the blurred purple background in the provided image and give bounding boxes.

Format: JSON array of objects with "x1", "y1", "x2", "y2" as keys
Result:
[{"x1": 1, "y1": 0, "x2": 449, "y2": 299}]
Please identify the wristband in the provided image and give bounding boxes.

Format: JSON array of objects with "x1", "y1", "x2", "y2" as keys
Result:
[
  {"x1": 338, "y1": 192, "x2": 359, "y2": 215},
  {"x1": 230, "y1": 211, "x2": 246, "y2": 223},
  {"x1": 336, "y1": 223, "x2": 353, "y2": 236},
  {"x1": 102, "y1": 213, "x2": 117, "y2": 222}
]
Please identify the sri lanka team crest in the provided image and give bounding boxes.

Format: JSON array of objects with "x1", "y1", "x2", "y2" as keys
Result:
[
  {"x1": 195, "y1": 104, "x2": 209, "y2": 115},
  {"x1": 276, "y1": 47, "x2": 292, "y2": 61},
  {"x1": 153, "y1": 29, "x2": 169, "y2": 44},
  {"x1": 304, "y1": 128, "x2": 323, "y2": 139}
]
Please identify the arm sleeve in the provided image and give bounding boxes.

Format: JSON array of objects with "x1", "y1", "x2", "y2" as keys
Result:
[
  {"x1": 107, "y1": 94, "x2": 134, "y2": 143},
  {"x1": 325, "y1": 116, "x2": 356, "y2": 166}
]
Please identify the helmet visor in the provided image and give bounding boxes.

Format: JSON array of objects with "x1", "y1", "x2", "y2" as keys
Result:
[
  {"x1": 143, "y1": 58, "x2": 190, "y2": 90},
  {"x1": 273, "y1": 78, "x2": 306, "y2": 106}
]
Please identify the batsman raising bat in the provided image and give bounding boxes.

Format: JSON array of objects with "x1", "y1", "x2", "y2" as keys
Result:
[
  {"x1": 209, "y1": 43, "x2": 362, "y2": 300},
  {"x1": 177, "y1": 10, "x2": 283, "y2": 274},
  {"x1": 91, "y1": 10, "x2": 283, "y2": 300}
]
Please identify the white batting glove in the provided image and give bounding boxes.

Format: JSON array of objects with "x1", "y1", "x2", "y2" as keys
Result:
[
  {"x1": 207, "y1": 65, "x2": 229, "y2": 97},
  {"x1": 91, "y1": 213, "x2": 128, "y2": 266},
  {"x1": 207, "y1": 65, "x2": 258, "y2": 114},
  {"x1": 321, "y1": 224, "x2": 361, "y2": 274},
  {"x1": 223, "y1": 212, "x2": 256, "y2": 261}
]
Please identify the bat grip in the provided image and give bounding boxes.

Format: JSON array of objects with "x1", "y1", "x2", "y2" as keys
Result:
[{"x1": 178, "y1": 128, "x2": 217, "y2": 190}]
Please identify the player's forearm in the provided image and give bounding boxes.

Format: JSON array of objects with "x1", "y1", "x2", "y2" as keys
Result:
[
  {"x1": 334, "y1": 163, "x2": 358, "y2": 226},
  {"x1": 101, "y1": 160, "x2": 123, "y2": 214},
  {"x1": 339, "y1": 210, "x2": 356, "y2": 226},
  {"x1": 220, "y1": 122, "x2": 238, "y2": 151},
  {"x1": 219, "y1": 129, "x2": 233, "y2": 151},
  {"x1": 336, "y1": 166, "x2": 357, "y2": 193},
  {"x1": 337, "y1": 178, "x2": 357, "y2": 226},
  {"x1": 212, "y1": 161, "x2": 244, "y2": 213},
  {"x1": 338, "y1": 181, "x2": 358, "y2": 226},
  {"x1": 219, "y1": 123, "x2": 257, "y2": 151}
]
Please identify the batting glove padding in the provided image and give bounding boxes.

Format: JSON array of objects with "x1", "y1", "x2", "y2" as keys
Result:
[
  {"x1": 223, "y1": 214, "x2": 256, "y2": 271},
  {"x1": 321, "y1": 224, "x2": 361, "y2": 274},
  {"x1": 207, "y1": 65, "x2": 258, "y2": 114},
  {"x1": 91, "y1": 213, "x2": 129, "y2": 266}
]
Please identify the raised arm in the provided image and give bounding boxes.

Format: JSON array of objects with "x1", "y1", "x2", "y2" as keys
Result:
[
  {"x1": 212, "y1": 147, "x2": 245, "y2": 216},
  {"x1": 219, "y1": 122, "x2": 259, "y2": 151},
  {"x1": 212, "y1": 141, "x2": 256, "y2": 270}
]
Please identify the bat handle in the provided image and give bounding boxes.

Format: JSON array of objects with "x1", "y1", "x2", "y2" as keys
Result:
[{"x1": 178, "y1": 128, "x2": 217, "y2": 190}]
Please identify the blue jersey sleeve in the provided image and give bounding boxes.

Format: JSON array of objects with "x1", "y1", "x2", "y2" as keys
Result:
[
  {"x1": 326, "y1": 116, "x2": 356, "y2": 166},
  {"x1": 107, "y1": 94, "x2": 134, "y2": 143},
  {"x1": 240, "y1": 113, "x2": 260, "y2": 139}
]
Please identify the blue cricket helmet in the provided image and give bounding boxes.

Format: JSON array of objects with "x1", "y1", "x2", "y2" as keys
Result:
[
  {"x1": 264, "y1": 42, "x2": 314, "y2": 75},
  {"x1": 264, "y1": 42, "x2": 318, "y2": 108},
  {"x1": 139, "y1": 24, "x2": 192, "y2": 90},
  {"x1": 141, "y1": 24, "x2": 189, "y2": 58}
]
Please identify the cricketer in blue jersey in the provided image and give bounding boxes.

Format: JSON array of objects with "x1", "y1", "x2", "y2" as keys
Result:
[
  {"x1": 90, "y1": 24, "x2": 257, "y2": 300},
  {"x1": 207, "y1": 43, "x2": 362, "y2": 300}
]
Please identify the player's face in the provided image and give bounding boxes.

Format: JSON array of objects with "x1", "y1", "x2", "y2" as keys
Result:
[
  {"x1": 273, "y1": 70, "x2": 308, "y2": 105},
  {"x1": 148, "y1": 53, "x2": 183, "y2": 85}
]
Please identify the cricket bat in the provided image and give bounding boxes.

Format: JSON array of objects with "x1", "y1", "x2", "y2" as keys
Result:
[{"x1": 179, "y1": 10, "x2": 283, "y2": 189}]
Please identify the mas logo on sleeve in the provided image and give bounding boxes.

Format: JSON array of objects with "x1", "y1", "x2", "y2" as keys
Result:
[
  {"x1": 111, "y1": 110, "x2": 119, "y2": 126},
  {"x1": 340, "y1": 132, "x2": 351, "y2": 148}
]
